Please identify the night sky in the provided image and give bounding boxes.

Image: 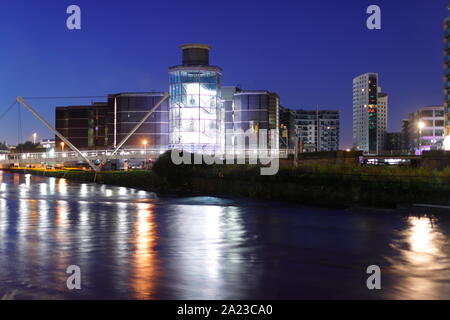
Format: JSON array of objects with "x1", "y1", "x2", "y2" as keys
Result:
[{"x1": 0, "y1": 0, "x2": 447, "y2": 148}]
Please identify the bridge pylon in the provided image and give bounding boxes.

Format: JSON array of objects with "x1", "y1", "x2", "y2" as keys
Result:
[{"x1": 16, "y1": 96, "x2": 100, "y2": 172}]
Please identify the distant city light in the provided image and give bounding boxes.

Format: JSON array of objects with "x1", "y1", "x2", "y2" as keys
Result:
[{"x1": 444, "y1": 135, "x2": 450, "y2": 151}]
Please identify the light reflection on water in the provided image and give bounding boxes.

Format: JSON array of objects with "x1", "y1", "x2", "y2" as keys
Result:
[
  {"x1": 385, "y1": 216, "x2": 450, "y2": 300},
  {"x1": 130, "y1": 203, "x2": 158, "y2": 299},
  {"x1": 1, "y1": 171, "x2": 450, "y2": 299}
]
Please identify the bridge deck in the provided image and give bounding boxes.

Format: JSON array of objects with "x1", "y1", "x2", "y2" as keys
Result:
[{"x1": 0, "y1": 149, "x2": 290, "y2": 165}]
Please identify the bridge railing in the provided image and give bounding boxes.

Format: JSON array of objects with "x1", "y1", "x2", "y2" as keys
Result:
[
  {"x1": 1, "y1": 148, "x2": 167, "y2": 162},
  {"x1": 0, "y1": 148, "x2": 292, "y2": 165}
]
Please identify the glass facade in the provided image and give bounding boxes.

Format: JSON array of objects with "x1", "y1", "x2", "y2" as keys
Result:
[
  {"x1": 169, "y1": 68, "x2": 222, "y2": 153},
  {"x1": 107, "y1": 93, "x2": 169, "y2": 148},
  {"x1": 55, "y1": 104, "x2": 109, "y2": 150},
  {"x1": 55, "y1": 94, "x2": 169, "y2": 151},
  {"x1": 231, "y1": 91, "x2": 280, "y2": 151}
]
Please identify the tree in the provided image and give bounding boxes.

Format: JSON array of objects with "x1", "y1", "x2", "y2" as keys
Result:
[
  {"x1": 16, "y1": 141, "x2": 41, "y2": 152},
  {"x1": 0, "y1": 142, "x2": 8, "y2": 151}
]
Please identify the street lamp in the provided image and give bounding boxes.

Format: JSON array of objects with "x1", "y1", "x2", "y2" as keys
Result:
[
  {"x1": 60, "y1": 141, "x2": 65, "y2": 152},
  {"x1": 418, "y1": 121, "x2": 425, "y2": 154},
  {"x1": 142, "y1": 140, "x2": 148, "y2": 153},
  {"x1": 294, "y1": 127, "x2": 302, "y2": 167}
]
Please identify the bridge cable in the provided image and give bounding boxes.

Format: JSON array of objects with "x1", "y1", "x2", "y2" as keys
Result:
[
  {"x1": 17, "y1": 102, "x2": 23, "y2": 152},
  {"x1": 22, "y1": 96, "x2": 107, "y2": 100},
  {"x1": 0, "y1": 101, "x2": 18, "y2": 123}
]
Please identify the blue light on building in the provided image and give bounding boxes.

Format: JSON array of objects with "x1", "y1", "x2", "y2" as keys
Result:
[{"x1": 168, "y1": 44, "x2": 223, "y2": 154}]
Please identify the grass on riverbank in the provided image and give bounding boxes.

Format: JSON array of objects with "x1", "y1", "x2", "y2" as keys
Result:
[{"x1": 5, "y1": 152, "x2": 450, "y2": 209}]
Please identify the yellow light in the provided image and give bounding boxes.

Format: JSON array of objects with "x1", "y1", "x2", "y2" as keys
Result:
[
  {"x1": 418, "y1": 122, "x2": 425, "y2": 130},
  {"x1": 444, "y1": 135, "x2": 450, "y2": 151}
]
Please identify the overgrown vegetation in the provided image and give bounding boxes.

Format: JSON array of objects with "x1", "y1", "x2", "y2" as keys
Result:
[
  {"x1": 0, "y1": 141, "x2": 8, "y2": 151},
  {"x1": 15, "y1": 141, "x2": 41, "y2": 152},
  {"x1": 6, "y1": 150, "x2": 450, "y2": 209},
  {"x1": 150, "y1": 151, "x2": 450, "y2": 207}
]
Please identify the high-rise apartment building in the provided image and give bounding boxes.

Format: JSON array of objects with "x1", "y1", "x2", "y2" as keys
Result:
[
  {"x1": 377, "y1": 91, "x2": 388, "y2": 152},
  {"x1": 406, "y1": 106, "x2": 445, "y2": 154},
  {"x1": 352, "y1": 73, "x2": 387, "y2": 154},
  {"x1": 294, "y1": 109, "x2": 340, "y2": 152}
]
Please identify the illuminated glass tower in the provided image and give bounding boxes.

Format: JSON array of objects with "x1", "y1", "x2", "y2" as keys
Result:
[
  {"x1": 169, "y1": 44, "x2": 223, "y2": 153},
  {"x1": 444, "y1": 4, "x2": 450, "y2": 150}
]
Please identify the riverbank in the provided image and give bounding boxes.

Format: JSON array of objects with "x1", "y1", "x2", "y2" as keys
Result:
[
  {"x1": 2, "y1": 168, "x2": 161, "y2": 191},
  {"x1": 4, "y1": 158, "x2": 450, "y2": 209}
]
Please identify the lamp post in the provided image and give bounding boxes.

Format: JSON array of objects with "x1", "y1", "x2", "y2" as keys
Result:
[
  {"x1": 418, "y1": 121, "x2": 425, "y2": 154},
  {"x1": 294, "y1": 127, "x2": 302, "y2": 167},
  {"x1": 142, "y1": 140, "x2": 148, "y2": 153}
]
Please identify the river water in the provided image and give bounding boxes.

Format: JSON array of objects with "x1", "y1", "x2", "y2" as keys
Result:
[{"x1": 0, "y1": 171, "x2": 450, "y2": 300}]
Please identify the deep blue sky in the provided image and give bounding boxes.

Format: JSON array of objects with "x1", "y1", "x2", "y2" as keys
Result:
[{"x1": 0, "y1": 0, "x2": 447, "y2": 148}]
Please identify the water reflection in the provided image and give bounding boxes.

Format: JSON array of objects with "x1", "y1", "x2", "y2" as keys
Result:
[
  {"x1": 2, "y1": 172, "x2": 450, "y2": 299},
  {"x1": 79, "y1": 184, "x2": 88, "y2": 198},
  {"x1": 387, "y1": 216, "x2": 450, "y2": 299},
  {"x1": 57, "y1": 179, "x2": 67, "y2": 195},
  {"x1": 25, "y1": 174, "x2": 31, "y2": 187},
  {"x1": 164, "y1": 205, "x2": 248, "y2": 299},
  {"x1": 0, "y1": 198, "x2": 7, "y2": 251},
  {"x1": 131, "y1": 203, "x2": 158, "y2": 299},
  {"x1": 13, "y1": 174, "x2": 19, "y2": 185},
  {"x1": 39, "y1": 183, "x2": 48, "y2": 196}
]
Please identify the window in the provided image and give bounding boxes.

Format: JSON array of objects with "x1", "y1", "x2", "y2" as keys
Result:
[
  {"x1": 435, "y1": 120, "x2": 444, "y2": 127},
  {"x1": 420, "y1": 110, "x2": 434, "y2": 117}
]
